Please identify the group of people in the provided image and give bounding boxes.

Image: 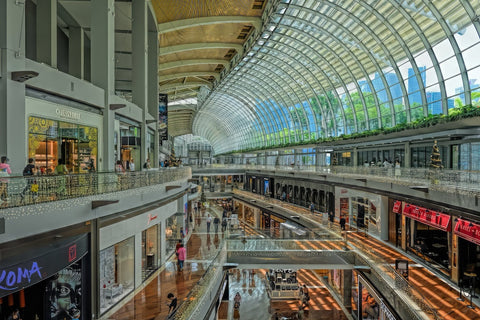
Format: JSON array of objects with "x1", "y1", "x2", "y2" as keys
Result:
[{"x1": 364, "y1": 158, "x2": 401, "y2": 168}]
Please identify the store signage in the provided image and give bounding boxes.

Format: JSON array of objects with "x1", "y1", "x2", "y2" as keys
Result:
[
  {"x1": 0, "y1": 262, "x2": 42, "y2": 291},
  {"x1": 392, "y1": 201, "x2": 402, "y2": 213},
  {"x1": 68, "y1": 244, "x2": 77, "y2": 262},
  {"x1": 454, "y1": 219, "x2": 480, "y2": 246},
  {"x1": 403, "y1": 204, "x2": 451, "y2": 231},
  {"x1": 147, "y1": 213, "x2": 158, "y2": 225},
  {"x1": 0, "y1": 234, "x2": 88, "y2": 298},
  {"x1": 56, "y1": 108, "x2": 81, "y2": 121}
]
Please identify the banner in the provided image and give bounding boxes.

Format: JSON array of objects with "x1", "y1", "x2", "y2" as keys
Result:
[{"x1": 158, "y1": 94, "x2": 168, "y2": 144}]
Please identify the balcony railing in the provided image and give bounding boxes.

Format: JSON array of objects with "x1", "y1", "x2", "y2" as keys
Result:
[
  {"x1": 0, "y1": 167, "x2": 191, "y2": 209},
  {"x1": 191, "y1": 164, "x2": 480, "y2": 196}
]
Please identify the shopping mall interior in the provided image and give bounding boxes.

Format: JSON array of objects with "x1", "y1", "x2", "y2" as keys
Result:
[{"x1": 1, "y1": 0, "x2": 480, "y2": 319}]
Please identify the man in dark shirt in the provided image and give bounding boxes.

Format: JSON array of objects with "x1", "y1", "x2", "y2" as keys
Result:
[
  {"x1": 167, "y1": 292, "x2": 177, "y2": 314},
  {"x1": 21, "y1": 158, "x2": 36, "y2": 200}
]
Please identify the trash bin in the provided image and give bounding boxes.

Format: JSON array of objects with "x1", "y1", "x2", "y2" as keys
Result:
[{"x1": 395, "y1": 259, "x2": 409, "y2": 280}]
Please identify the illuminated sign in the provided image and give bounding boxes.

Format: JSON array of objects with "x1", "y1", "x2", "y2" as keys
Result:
[
  {"x1": 0, "y1": 262, "x2": 42, "y2": 291},
  {"x1": 56, "y1": 108, "x2": 81, "y2": 121}
]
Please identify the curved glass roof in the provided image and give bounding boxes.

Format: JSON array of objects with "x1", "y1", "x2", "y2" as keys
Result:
[{"x1": 193, "y1": 0, "x2": 480, "y2": 154}]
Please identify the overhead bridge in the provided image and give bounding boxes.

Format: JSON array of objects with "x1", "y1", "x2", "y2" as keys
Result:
[{"x1": 225, "y1": 239, "x2": 360, "y2": 270}]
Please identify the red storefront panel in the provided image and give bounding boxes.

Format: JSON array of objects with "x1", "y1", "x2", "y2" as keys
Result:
[
  {"x1": 402, "y1": 204, "x2": 451, "y2": 231},
  {"x1": 392, "y1": 201, "x2": 402, "y2": 213},
  {"x1": 454, "y1": 219, "x2": 480, "y2": 246}
]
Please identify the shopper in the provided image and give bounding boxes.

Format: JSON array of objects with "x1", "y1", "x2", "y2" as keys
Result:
[
  {"x1": 7, "y1": 309, "x2": 22, "y2": 320},
  {"x1": 174, "y1": 239, "x2": 182, "y2": 269},
  {"x1": 309, "y1": 202, "x2": 315, "y2": 214},
  {"x1": 206, "y1": 214, "x2": 212, "y2": 233},
  {"x1": 166, "y1": 293, "x2": 177, "y2": 314},
  {"x1": 177, "y1": 243, "x2": 186, "y2": 271},
  {"x1": 213, "y1": 216, "x2": 220, "y2": 233},
  {"x1": 143, "y1": 158, "x2": 151, "y2": 170},
  {"x1": 234, "y1": 291, "x2": 241, "y2": 308},
  {"x1": 21, "y1": 158, "x2": 37, "y2": 200},
  {"x1": 340, "y1": 216, "x2": 346, "y2": 230},
  {"x1": 129, "y1": 159, "x2": 135, "y2": 171},
  {"x1": 0, "y1": 156, "x2": 11, "y2": 202},
  {"x1": 222, "y1": 218, "x2": 228, "y2": 232}
]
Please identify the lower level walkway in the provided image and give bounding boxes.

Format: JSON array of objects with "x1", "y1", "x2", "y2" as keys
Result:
[{"x1": 105, "y1": 194, "x2": 480, "y2": 320}]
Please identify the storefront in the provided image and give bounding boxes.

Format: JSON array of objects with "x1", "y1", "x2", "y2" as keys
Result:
[
  {"x1": 142, "y1": 224, "x2": 159, "y2": 280},
  {"x1": 165, "y1": 214, "x2": 180, "y2": 256},
  {"x1": 397, "y1": 202, "x2": 452, "y2": 275},
  {"x1": 260, "y1": 211, "x2": 286, "y2": 238},
  {"x1": 244, "y1": 206, "x2": 255, "y2": 226},
  {"x1": 119, "y1": 120, "x2": 141, "y2": 171},
  {"x1": 99, "y1": 237, "x2": 135, "y2": 314},
  {"x1": 353, "y1": 274, "x2": 397, "y2": 320},
  {"x1": 26, "y1": 97, "x2": 101, "y2": 174},
  {"x1": 452, "y1": 218, "x2": 480, "y2": 294},
  {"x1": 335, "y1": 188, "x2": 388, "y2": 240},
  {"x1": 0, "y1": 234, "x2": 90, "y2": 320}
]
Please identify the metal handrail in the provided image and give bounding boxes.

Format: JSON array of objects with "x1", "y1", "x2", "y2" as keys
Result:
[
  {"x1": 0, "y1": 167, "x2": 191, "y2": 209},
  {"x1": 191, "y1": 164, "x2": 480, "y2": 196}
]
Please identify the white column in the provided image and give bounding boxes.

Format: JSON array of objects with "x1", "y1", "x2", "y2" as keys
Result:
[
  {"x1": 0, "y1": 0, "x2": 27, "y2": 173},
  {"x1": 36, "y1": 0, "x2": 57, "y2": 67},
  {"x1": 148, "y1": 26, "x2": 159, "y2": 167},
  {"x1": 132, "y1": 0, "x2": 149, "y2": 167},
  {"x1": 91, "y1": 0, "x2": 115, "y2": 171},
  {"x1": 69, "y1": 27, "x2": 84, "y2": 79}
]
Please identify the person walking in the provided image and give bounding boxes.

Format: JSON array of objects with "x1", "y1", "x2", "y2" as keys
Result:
[
  {"x1": 340, "y1": 215, "x2": 346, "y2": 230},
  {"x1": 233, "y1": 292, "x2": 241, "y2": 319},
  {"x1": 176, "y1": 243, "x2": 186, "y2": 271},
  {"x1": 175, "y1": 240, "x2": 182, "y2": 270},
  {"x1": 206, "y1": 214, "x2": 212, "y2": 233},
  {"x1": 166, "y1": 293, "x2": 177, "y2": 315},
  {"x1": 20, "y1": 158, "x2": 37, "y2": 200},
  {"x1": 213, "y1": 216, "x2": 220, "y2": 233},
  {"x1": 222, "y1": 217, "x2": 228, "y2": 232},
  {"x1": 309, "y1": 202, "x2": 315, "y2": 214}
]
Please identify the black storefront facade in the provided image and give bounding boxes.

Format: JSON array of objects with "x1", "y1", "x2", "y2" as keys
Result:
[{"x1": 0, "y1": 234, "x2": 90, "y2": 320}]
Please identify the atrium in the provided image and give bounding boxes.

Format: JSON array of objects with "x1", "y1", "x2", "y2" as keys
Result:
[{"x1": 1, "y1": 1, "x2": 480, "y2": 320}]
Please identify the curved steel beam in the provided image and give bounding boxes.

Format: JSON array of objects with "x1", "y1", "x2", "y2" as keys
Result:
[
  {"x1": 159, "y1": 81, "x2": 212, "y2": 92},
  {"x1": 159, "y1": 71, "x2": 220, "y2": 82},
  {"x1": 158, "y1": 16, "x2": 262, "y2": 34},
  {"x1": 159, "y1": 42, "x2": 244, "y2": 56},
  {"x1": 158, "y1": 59, "x2": 229, "y2": 72}
]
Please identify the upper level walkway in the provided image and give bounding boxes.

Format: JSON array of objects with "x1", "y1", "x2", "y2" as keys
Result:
[
  {"x1": 191, "y1": 164, "x2": 480, "y2": 197},
  {"x1": 0, "y1": 167, "x2": 191, "y2": 209}
]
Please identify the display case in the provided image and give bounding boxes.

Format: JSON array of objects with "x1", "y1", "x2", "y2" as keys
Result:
[{"x1": 265, "y1": 269, "x2": 300, "y2": 300}]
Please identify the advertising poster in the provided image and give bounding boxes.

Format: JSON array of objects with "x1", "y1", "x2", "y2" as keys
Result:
[
  {"x1": 46, "y1": 262, "x2": 82, "y2": 320},
  {"x1": 158, "y1": 94, "x2": 168, "y2": 144}
]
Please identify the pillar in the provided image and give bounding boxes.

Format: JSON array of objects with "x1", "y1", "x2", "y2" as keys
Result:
[
  {"x1": 36, "y1": 0, "x2": 57, "y2": 67},
  {"x1": 342, "y1": 270, "x2": 353, "y2": 311},
  {"x1": 132, "y1": 0, "x2": 149, "y2": 168},
  {"x1": 91, "y1": 0, "x2": 115, "y2": 171},
  {"x1": 68, "y1": 27, "x2": 84, "y2": 79},
  {"x1": 147, "y1": 16, "x2": 159, "y2": 168},
  {"x1": 0, "y1": 0, "x2": 27, "y2": 173},
  {"x1": 404, "y1": 141, "x2": 411, "y2": 168}
]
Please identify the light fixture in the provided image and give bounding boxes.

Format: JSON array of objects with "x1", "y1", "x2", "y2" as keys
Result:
[{"x1": 11, "y1": 71, "x2": 39, "y2": 82}]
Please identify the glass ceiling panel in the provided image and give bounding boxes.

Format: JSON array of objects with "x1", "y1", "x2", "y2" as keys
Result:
[{"x1": 193, "y1": 0, "x2": 479, "y2": 153}]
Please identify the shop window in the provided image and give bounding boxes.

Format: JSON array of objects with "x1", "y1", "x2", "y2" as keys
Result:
[
  {"x1": 142, "y1": 225, "x2": 159, "y2": 280},
  {"x1": 99, "y1": 237, "x2": 134, "y2": 315},
  {"x1": 28, "y1": 116, "x2": 97, "y2": 174}
]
